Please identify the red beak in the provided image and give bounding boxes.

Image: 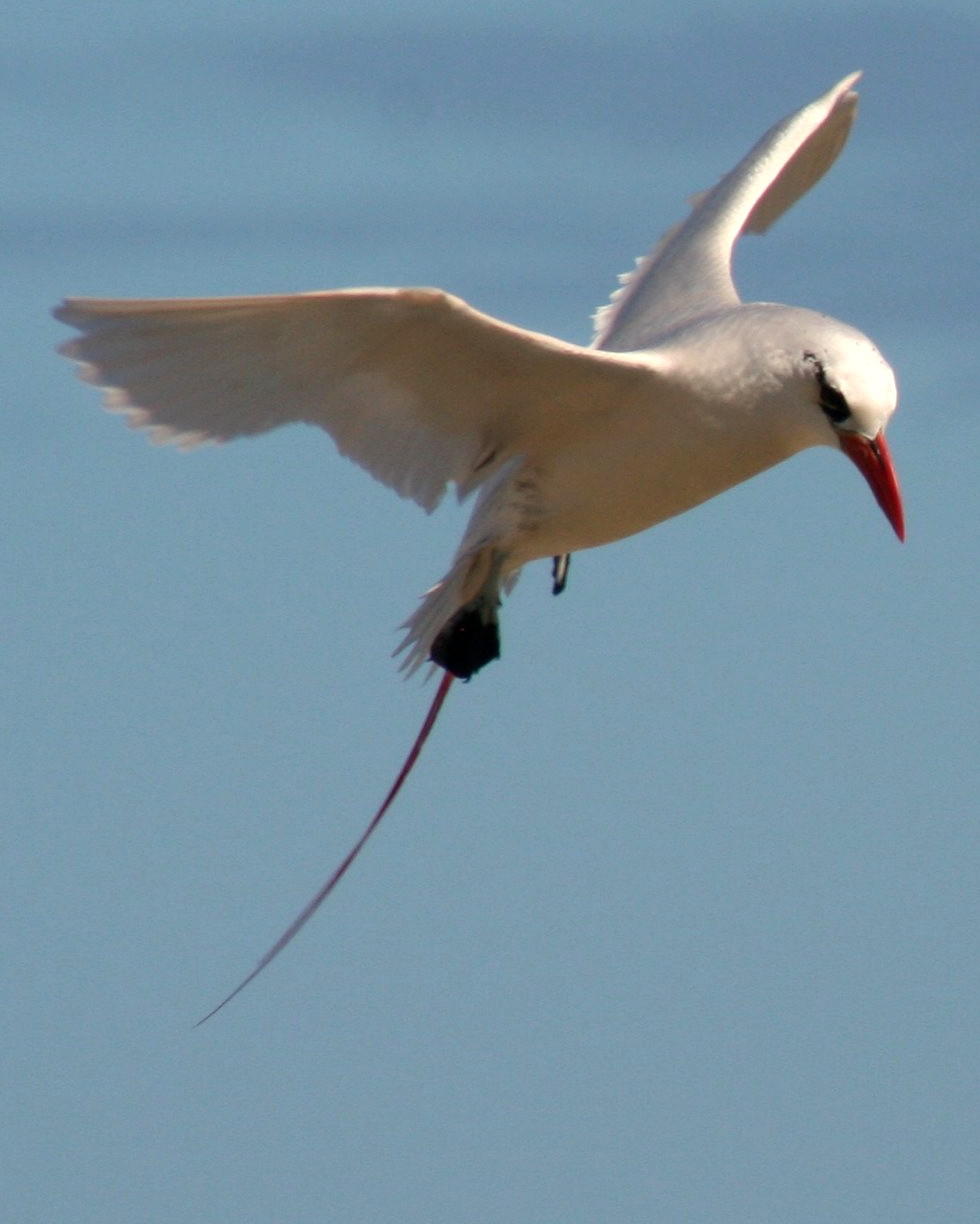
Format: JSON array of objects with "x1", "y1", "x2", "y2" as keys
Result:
[{"x1": 838, "y1": 430, "x2": 905, "y2": 541}]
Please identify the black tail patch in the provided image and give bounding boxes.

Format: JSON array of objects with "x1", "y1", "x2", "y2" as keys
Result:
[{"x1": 430, "y1": 605, "x2": 500, "y2": 679}]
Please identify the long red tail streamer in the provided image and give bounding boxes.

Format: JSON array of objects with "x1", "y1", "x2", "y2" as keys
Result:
[{"x1": 195, "y1": 669, "x2": 455, "y2": 1025}]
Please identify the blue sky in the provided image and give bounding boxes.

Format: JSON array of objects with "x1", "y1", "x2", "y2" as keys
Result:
[{"x1": 5, "y1": 2, "x2": 980, "y2": 1221}]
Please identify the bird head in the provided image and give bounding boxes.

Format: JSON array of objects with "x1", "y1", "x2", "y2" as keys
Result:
[{"x1": 800, "y1": 327, "x2": 904, "y2": 541}]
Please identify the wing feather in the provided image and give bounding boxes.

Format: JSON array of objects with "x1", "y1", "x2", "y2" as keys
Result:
[
  {"x1": 55, "y1": 289, "x2": 644, "y2": 511},
  {"x1": 594, "y1": 72, "x2": 861, "y2": 351}
]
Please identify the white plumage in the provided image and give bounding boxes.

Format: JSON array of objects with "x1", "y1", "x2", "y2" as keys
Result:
[{"x1": 55, "y1": 72, "x2": 903, "y2": 680}]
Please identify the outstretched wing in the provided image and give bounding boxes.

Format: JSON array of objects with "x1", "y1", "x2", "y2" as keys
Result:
[
  {"x1": 55, "y1": 289, "x2": 644, "y2": 512},
  {"x1": 594, "y1": 72, "x2": 861, "y2": 352}
]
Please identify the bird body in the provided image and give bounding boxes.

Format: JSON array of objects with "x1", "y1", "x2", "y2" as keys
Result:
[
  {"x1": 54, "y1": 72, "x2": 902, "y2": 678},
  {"x1": 53, "y1": 73, "x2": 905, "y2": 1016}
]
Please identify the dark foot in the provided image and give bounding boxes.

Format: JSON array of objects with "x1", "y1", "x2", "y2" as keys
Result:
[
  {"x1": 430, "y1": 605, "x2": 500, "y2": 679},
  {"x1": 552, "y1": 553, "x2": 570, "y2": 595}
]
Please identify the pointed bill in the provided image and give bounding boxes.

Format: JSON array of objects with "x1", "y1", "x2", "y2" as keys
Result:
[{"x1": 838, "y1": 430, "x2": 905, "y2": 541}]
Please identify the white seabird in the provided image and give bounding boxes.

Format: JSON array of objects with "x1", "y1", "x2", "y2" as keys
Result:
[
  {"x1": 55, "y1": 71, "x2": 903, "y2": 682},
  {"x1": 54, "y1": 74, "x2": 906, "y2": 1021}
]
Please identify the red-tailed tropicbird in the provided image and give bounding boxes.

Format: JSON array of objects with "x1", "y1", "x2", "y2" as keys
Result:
[{"x1": 54, "y1": 72, "x2": 904, "y2": 1021}]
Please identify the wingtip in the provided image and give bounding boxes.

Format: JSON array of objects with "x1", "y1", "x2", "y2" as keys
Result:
[{"x1": 837, "y1": 70, "x2": 863, "y2": 98}]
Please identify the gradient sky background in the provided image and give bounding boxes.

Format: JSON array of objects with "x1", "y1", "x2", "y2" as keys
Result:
[{"x1": 5, "y1": 2, "x2": 980, "y2": 1221}]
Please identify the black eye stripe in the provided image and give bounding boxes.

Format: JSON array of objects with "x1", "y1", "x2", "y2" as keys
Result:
[
  {"x1": 819, "y1": 380, "x2": 851, "y2": 424},
  {"x1": 803, "y1": 352, "x2": 851, "y2": 424}
]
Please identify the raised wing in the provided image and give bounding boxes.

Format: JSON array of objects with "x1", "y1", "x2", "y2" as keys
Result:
[
  {"x1": 594, "y1": 72, "x2": 861, "y2": 352},
  {"x1": 55, "y1": 289, "x2": 645, "y2": 512}
]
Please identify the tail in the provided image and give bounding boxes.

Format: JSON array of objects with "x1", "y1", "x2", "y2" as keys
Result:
[
  {"x1": 394, "y1": 547, "x2": 489, "y2": 677},
  {"x1": 396, "y1": 543, "x2": 519, "y2": 679},
  {"x1": 195, "y1": 669, "x2": 455, "y2": 1025}
]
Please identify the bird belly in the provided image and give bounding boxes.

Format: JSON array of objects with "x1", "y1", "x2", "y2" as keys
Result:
[{"x1": 512, "y1": 416, "x2": 795, "y2": 563}]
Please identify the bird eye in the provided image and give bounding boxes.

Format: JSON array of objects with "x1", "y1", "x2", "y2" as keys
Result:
[{"x1": 804, "y1": 352, "x2": 851, "y2": 425}]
